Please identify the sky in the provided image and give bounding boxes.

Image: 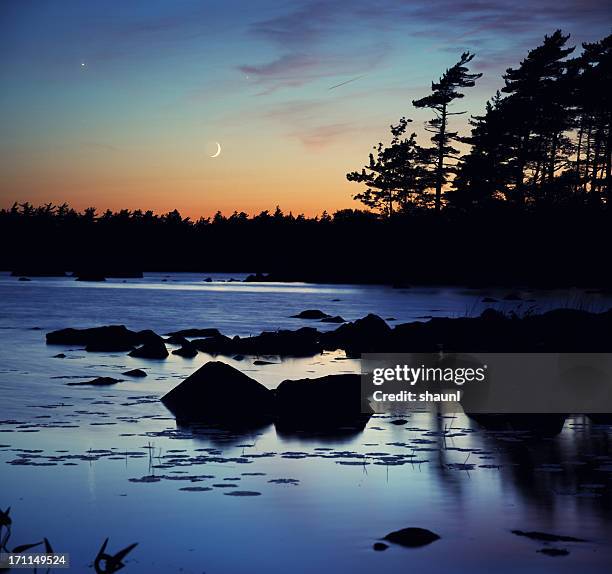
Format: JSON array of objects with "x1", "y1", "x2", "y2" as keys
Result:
[{"x1": 1, "y1": 0, "x2": 610, "y2": 217}]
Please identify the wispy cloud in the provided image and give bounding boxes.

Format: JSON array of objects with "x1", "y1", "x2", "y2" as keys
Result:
[{"x1": 239, "y1": 0, "x2": 611, "y2": 91}]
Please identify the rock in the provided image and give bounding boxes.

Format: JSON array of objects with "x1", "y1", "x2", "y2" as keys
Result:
[
  {"x1": 129, "y1": 335, "x2": 168, "y2": 359},
  {"x1": 122, "y1": 369, "x2": 147, "y2": 378},
  {"x1": 274, "y1": 373, "x2": 372, "y2": 430},
  {"x1": 67, "y1": 377, "x2": 121, "y2": 386},
  {"x1": 203, "y1": 277, "x2": 212, "y2": 282},
  {"x1": 172, "y1": 342, "x2": 198, "y2": 358},
  {"x1": 322, "y1": 314, "x2": 392, "y2": 356},
  {"x1": 52, "y1": 353, "x2": 66, "y2": 358},
  {"x1": 193, "y1": 328, "x2": 322, "y2": 357},
  {"x1": 165, "y1": 334, "x2": 189, "y2": 346},
  {"x1": 166, "y1": 328, "x2": 221, "y2": 338},
  {"x1": 192, "y1": 334, "x2": 236, "y2": 355},
  {"x1": 383, "y1": 527, "x2": 440, "y2": 548},
  {"x1": 161, "y1": 361, "x2": 274, "y2": 423},
  {"x1": 372, "y1": 543, "x2": 389, "y2": 551},
  {"x1": 18, "y1": 277, "x2": 31, "y2": 281},
  {"x1": 291, "y1": 309, "x2": 331, "y2": 320},
  {"x1": 46, "y1": 325, "x2": 144, "y2": 352},
  {"x1": 253, "y1": 360, "x2": 276, "y2": 365},
  {"x1": 537, "y1": 548, "x2": 569, "y2": 557},
  {"x1": 511, "y1": 530, "x2": 586, "y2": 543},
  {"x1": 320, "y1": 315, "x2": 345, "y2": 323},
  {"x1": 390, "y1": 419, "x2": 408, "y2": 425}
]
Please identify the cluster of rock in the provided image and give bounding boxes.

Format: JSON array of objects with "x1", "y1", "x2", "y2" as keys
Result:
[
  {"x1": 161, "y1": 361, "x2": 372, "y2": 431},
  {"x1": 46, "y1": 308, "x2": 612, "y2": 361}
]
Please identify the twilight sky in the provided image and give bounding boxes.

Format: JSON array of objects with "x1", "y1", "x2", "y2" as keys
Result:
[{"x1": 1, "y1": 0, "x2": 610, "y2": 217}]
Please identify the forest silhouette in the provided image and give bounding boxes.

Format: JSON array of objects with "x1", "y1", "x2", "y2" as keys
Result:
[{"x1": 2, "y1": 31, "x2": 610, "y2": 286}]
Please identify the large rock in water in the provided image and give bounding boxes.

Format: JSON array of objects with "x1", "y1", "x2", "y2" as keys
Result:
[
  {"x1": 129, "y1": 332, "x2": 168, "y2": 359},
  {"x1": 274, "y1": 373, "x2": 372, "y2": 430},
  {"x1": 46, "y1": 325, "x2": 144, "y2": 351},
  {"x1": 322, "y1": 314, "x2": 392, "y2": 356},
  {"x1": 161, "y1": 361, "x2": 274, "y2": 423}
]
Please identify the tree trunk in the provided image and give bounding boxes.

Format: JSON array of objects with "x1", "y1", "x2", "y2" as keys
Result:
[{"x1": 435, "y1": 105, "x2": 447, "y2": 213}]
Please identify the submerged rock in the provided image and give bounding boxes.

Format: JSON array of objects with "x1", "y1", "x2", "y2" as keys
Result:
[
  {"x1": 67, "y1": 377, "x2": 121, "y2": 386},
  {"x1": 320, "y1": 315, "x2": 346, "y2": 323},
  {"x1": 511, "y1": 530, "x2": 586, "y2": 543},
  {"x1": 537, "y1": 548, "x2": 569, "y2": 557},
  {"x1": 172, "y1": 342, "x2": 198, "y2": 358},
  {"x1": 129, "y1": 334, "x2": 168, "y2": 359},
  {"x1": 122, "y1": 369, "x2": 147, "y2": 378},
  {"x1": 291, "y1": 309, "x2": 331, "y2": 320},
  {"x1": 373, "y1": 543, "x2": 389, "y2": 551},
  {"x1": 382, "y1": 527, "x2": 440, "y2": 548},
  {"x1": 161, "y1": 361, "x2": 274, "y2": 423}
]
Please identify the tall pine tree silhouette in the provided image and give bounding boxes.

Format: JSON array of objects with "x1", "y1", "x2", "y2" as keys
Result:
[{"x1": 413, "y1": 52, "x2": 481, "y2": 212}]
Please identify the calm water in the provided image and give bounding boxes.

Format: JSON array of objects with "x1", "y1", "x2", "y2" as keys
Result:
[{"x1": 1, "y1": 273, "x2": 611, "y2": 573}]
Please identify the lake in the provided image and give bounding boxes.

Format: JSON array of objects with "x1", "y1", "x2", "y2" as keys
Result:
[{"x1": 1, "y1": 272, "x2": 611, "y2": 573}]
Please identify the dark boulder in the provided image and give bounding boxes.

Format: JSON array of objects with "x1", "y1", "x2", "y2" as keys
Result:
[
  {"x1": 274, "y1": 373, "x2": 372, "y2": 430},
  {"x1": 373, "y1": 543, "x2": 388, "y2": 551},
  {"x1": 238, "y1": 328, "x2": 321, "y2": 356},
  {"x1": 122, "y1": 369, "x2": 147, "y2": 377},
  {"x1": 161, "y1": 361, "x2": 274, "y2": 423},
  {"x1": 193, "y1": 328, "x2": 322, "y2": 358},
  {"x1": 382, "y1": 527, "x2": 440, "y2": 548},
  {"x1": 322, "y1": 314, "x2": 392, "y2": 356},
  {"x1": 18, "y1": 277, "x2": 31, "y2": 282},
  {"x1": 67, "y1": 377, "x2": 121, "y2": 386},
  {"x1": 129, "y1": 334, "x2": 168, "y2": 359},
  {"x1": 320, "y1": 315, "x2": 346, "y2": 323},
  {"x1": 192, "y1": 334, "x2": 236, "y2": 354},
  {"x1": 291, "y1": 309, "x2": 331, "y2": 320},
  {"x1": 172, "y1": 342, "x2": 198, "y2": 358},
  {"x1": 165, "y1": 334, "x2": 189, "y2": 346},
  {"x1": 46, "y1": 325, "x2": 142, "y2": 352}
]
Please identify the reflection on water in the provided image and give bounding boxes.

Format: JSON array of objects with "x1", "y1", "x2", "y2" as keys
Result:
[{"x1": 0, "y1": 273, "x2": 611, "y2": 573}]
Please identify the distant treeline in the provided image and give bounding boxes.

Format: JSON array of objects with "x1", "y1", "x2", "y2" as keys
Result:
[
  {"x1": 2, "y1": 30, "x2": 611, "y2": 286},
  {"x1": 1, "y1": 202, "x2": 610, "y2": 286}
]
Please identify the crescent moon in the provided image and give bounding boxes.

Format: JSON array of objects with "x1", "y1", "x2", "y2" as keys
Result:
[{"x1": 210, "y1": 142, "x2": 221, "y2": 158}]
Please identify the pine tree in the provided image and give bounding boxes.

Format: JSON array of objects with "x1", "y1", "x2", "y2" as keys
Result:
[
  {"x1": 347, "y1": 117, "x2": 433, "y2": 216},
  {"x1": 412, "y1": 52, "x2": 482, "y2": 212}
]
